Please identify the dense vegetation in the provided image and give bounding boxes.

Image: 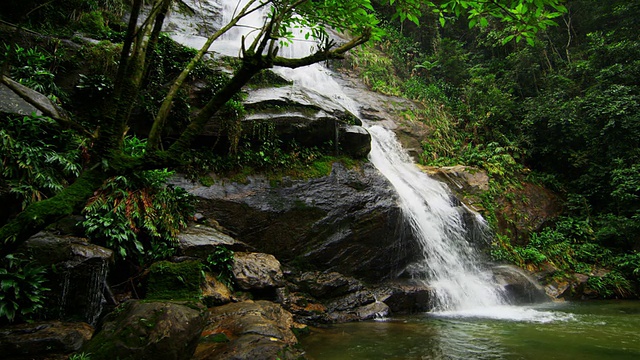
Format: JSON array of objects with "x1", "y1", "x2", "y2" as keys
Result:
[
  {"x1": 358, "y1": 0, "x2": 640, "y2": 297},
  {"x1": 1, "y1": 0, "x2": 636, "y2": 326}
]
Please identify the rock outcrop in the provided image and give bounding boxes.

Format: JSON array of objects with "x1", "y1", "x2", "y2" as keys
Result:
[
  {"x1": 194, "y1": 300, "x2": 305, "y2": 360},
  {"x1": 171, "y1": 162, "x2": 420, "y2": 282},
  {"x1": 420, "y1": 165, "x2": 489, "y2": 213},
  {"x1": 0, "y1": 321, "x2": 94, "y2": 358},
  {"x1": 20, "y1": 231, "x2": 113, "y2": 325},
  {"x1": 83, "y1": 301, "x2": 206, "y2": 360},
  {"x1": 200, "y1": 79, "x2": 372, "y2": 158}
]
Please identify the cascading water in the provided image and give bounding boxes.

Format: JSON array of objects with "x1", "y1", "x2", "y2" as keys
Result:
[
  {"x1": 168, "y1": 1, "x2": 572, "y2": 320},
  {"x1": 367, "y1": 125, "x2": 507, "y2": 311}
]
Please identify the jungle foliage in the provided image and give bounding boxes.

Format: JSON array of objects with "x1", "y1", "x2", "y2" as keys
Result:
[
  {"x1": 363, "y1": 0, "x2": 639, "y2": 296},
  {"x1": 0, "y1": 0, "x2": 428, "y2": 323},
  {"x1": 3, "y1": 0, "x2": 632, "y2": 324}
]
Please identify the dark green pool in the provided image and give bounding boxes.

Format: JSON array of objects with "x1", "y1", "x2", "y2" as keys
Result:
[{"x1": 300, "y1": 301, "x2": 640, "y2": 359}]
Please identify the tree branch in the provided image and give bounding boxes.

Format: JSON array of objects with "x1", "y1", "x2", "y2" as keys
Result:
[
  {"x1": 147, "y1": 0, "x2": 272, "y2": 151},
  {"x1": 271, "y1": 28, "x2": 371, "y2": 68}
]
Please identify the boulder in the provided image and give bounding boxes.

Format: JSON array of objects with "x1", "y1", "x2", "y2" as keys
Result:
[
  {"x1": 178, "y1": 223, "x2": 254, "y2": 257},
  {"x1": 325, "y1": 290, "x2": 376, "y2": 313},
  {"x1": 21, "y1": 231, "x2": 113, "y2": 325},
  {"x1": 355, "y1": 301, "x2": 389, "y2": 320},
  {"x1": 202, "y1": 273, "x2": 233, "y2": 306},
  {"x1": 83, "y1": 301, "x2": 206, "y2": 360},
  {"x1": 324, "y1": 290, "x2": 382, "y2": 323},
  {"x1": 0, "y1": 76, "x2": 68, "y2": 120},
  {"x1": 374, "y1": 281, "x2": 432, "y2": 314},
  {"x1": 232, "y1": 252, "x2": 285, "y2": 291},
  {"x1": 0, "y1": 321, "x2": 93, "y2": 358},
  {"x1": 492, "y1": 265, "x2": 550, "y2": 304},
  {"x1": 194, "y1": 300, "x2": 305, "y2": 360},
  {"x1": 275, "y1": 288, "x2": 329, "y2": 325},
  {"x1": 292, "y1": 271, "x2": 364, "y2": 298},
  {"x1": 171, "y1": 162, "x2": 421, "y2": 282}
]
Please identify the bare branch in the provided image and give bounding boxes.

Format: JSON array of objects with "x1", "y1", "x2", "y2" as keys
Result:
[{"x1": 272, "y1": 28, "x2": 371, "y2": 68}]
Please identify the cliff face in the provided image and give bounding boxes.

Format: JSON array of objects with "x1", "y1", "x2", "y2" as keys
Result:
[{"x1": 172, "y1": 162, "x2": 420, "y2": 282}]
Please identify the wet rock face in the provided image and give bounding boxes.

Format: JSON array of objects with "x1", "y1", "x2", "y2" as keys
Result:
[
  {"x1": 492, "y1": 265, "x2": 550, "y2": 304},
  {"x1": 172, "y1": 162, "x2": 420, "y2": 282},
  {"x1": 21, "y1": 231, "x2": 113, "y2": 325},
  {"x1": 163, "y1": 0, "x2": 222, "y2": 37},
  {"x1": 200, "y1": 79, "x2": 372, "y2": 158},
  {"x1": 83, "y1": 301, "x2": 206, "y2": 360}
]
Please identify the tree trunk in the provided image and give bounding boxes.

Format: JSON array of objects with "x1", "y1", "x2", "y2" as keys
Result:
[
  {"x1": 0, "y1": 169, "x2": 109, "y2": 258},
  {"x1": 147, "y1": 0, "x2": 268, "y2": 151},
  {"x1": 166, "y1": 62, "x2": 264, "y2": 158}
]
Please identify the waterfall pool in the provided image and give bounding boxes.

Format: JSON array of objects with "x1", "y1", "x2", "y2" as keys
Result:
[{"x1": 300, "y1": 300, "x2": 640, "y2": 360}]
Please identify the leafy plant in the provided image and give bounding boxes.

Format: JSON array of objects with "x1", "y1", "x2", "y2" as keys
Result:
[
  {"x1": 587, "y1": 271, "x2": 633, "y2": 299},
  {"x1": 3, "y1": 44, "x2": 66, "y2": 101},
  {"x1": 81, "y1": 137, "x2": 194, "y2": 264},
  {"x1": 0, "y1": 114, "x2": 82, "y2": 209},
  {"x1": 68, "y1": 352, "x2": 92, "y2": 360},
  {"x1": 0, "y1": 254, "x2": 49, "y2": 324},
  {"x1": 76, "y1": 73, "x2": 114, "y2": 100},
  {"x1": 203, "y1": 246, "x2": 235, "y2": 289}
]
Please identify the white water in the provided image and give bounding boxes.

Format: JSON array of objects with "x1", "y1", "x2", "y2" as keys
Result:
[
  {"x1": 367, "y1": 126, "x2": 507, "y2": 311},
  {"x1": 169, "y1": 0, "x2": 571, "y2": 322}
]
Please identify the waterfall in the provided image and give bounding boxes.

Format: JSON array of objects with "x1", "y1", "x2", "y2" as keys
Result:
[
  {"x1": 168, "y1": 0, "x2": 525, "y2": 314},
  {"x1": 367, "y1": 125, "x2": 507, "y2": 311}
]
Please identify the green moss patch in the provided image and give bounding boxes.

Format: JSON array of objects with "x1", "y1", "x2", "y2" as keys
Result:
[{"x1": 146, "y1": 260, "x2": 204, "y2": 301}]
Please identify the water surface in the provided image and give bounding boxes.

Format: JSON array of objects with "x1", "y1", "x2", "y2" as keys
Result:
[{"x1": 300, "y1": 301, "x2": 640, "y2": 360}]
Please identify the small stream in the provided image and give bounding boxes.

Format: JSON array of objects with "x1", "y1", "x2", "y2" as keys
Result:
[{"x1": 300, "y1": 300, "x2": 640, "y2": 360}]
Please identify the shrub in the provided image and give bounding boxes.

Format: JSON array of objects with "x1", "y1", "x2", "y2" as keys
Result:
[
  {"x1": 0, "y1": 114, "x2": 82, "y2": 209},
  {"x1": 2, "y1": 44, "x2": 66, "y2": 101},
  {"x1": 0, "y1": 254, "x2": 49, "y2": 324},
  {"x1": 81, "y1": 137, "x2": 194, "y2": 265},
  {"x1": 203, "y1": 246, "x2": 235, "y2": 289}
]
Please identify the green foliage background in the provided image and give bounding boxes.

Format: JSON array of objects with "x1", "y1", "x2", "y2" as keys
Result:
[{"x1": 362, "y1": 0, "x2": 640, "y2": 297}]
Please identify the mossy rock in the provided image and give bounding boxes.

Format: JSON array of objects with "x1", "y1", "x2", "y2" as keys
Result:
[
  {"x1": 82, "y1": 300, "x2": 206, "y2": 360},
  {"x1": 146, "y1": 260, "x2": 204, "y2": 301}
]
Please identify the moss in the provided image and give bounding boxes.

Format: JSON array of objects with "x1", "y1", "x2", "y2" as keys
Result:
[
  {"x1": 247, "y1": 69, "x2": 292, "y2": 88},
  {"x1": 291, "y1": 325, "x2": 310, "y2": 338},
  {"x1": 199, "y1": 175, "x2": 215, "y2": 187},
  {"x1": 200, "y1": 332, "x2": 230, "y2": 343},
  {"x1": 276, "y1": 156, "x2": 363, "y2": 180},
  {"x1": 0, "y1": 169, "x2": 107, "y2": 257},
  {"x1": 146, "y1": 260, "x2": 204, "y2": 301}
]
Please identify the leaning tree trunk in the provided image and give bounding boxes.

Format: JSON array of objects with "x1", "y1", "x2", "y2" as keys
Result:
[{"x1": 0, "y1": 169, "x2": 109, "y2": 258}]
